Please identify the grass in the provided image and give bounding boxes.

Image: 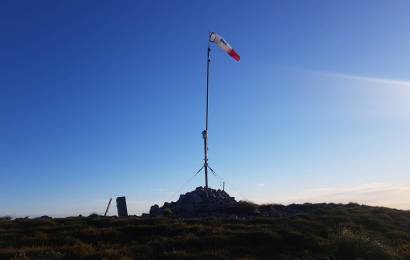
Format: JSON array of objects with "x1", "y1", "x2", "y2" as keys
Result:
[{"x1": 0, "y1": 203, "x2": 409, "y2": 259}]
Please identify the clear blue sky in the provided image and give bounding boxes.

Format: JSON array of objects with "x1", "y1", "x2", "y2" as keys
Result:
[{"x1": 1, "y1": 1, "x2": 410, "y2": 217}]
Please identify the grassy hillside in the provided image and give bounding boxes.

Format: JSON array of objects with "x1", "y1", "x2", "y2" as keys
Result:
[{"x1": 1, "y1": 203, "x2": 409, "y2": 259}]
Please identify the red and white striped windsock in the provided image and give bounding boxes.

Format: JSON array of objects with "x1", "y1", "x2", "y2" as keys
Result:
[{"x1": 210, "y1": 32, "x2": 240, "y2": 61}]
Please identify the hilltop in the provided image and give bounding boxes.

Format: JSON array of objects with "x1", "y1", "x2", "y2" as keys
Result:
[
  {"x1": 1, "y1": 199, "x2": 409, "y2": 259},
  {"x1": 150, "y1": 187, "x2": 399, "y2": 220}
]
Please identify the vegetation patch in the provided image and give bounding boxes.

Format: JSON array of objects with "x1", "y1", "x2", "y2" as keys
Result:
[{"x1": 1, "y1": 203, "x2": 409, "y2": 259}]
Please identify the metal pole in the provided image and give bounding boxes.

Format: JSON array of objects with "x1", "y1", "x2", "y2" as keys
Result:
[
  {"x1": 104, "y1": 198, "x2": 112, "y2": 216},
  {"x1": 203, "y1": 38, "x2": 211, "y2": 188}
]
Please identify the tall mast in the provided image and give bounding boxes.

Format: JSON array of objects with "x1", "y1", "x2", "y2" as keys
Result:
[
  {"x1": 198, "y1": 32, "x2": 239, "y2": 189},
  {"x1": 203, "y1": 38, "x2": 211, "y2": 188}
]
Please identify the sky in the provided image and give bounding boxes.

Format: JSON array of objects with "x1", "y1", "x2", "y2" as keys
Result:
[{"x1": 1, "y1": 1, "x2": 410, "y2": 217}]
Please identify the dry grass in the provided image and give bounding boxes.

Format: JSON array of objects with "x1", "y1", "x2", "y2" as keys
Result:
[{"x1": 0, "y1": 203, "x2": 409, "y2": 259}]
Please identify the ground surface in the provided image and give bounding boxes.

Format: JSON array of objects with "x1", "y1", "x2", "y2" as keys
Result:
[{"x1": 1, "y1": 203, "x2": 409, "y2": 259}]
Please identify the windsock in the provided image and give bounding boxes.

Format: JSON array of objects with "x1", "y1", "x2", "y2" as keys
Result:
[{"x1": 209, "y1": 32, "x2": 240, "y2": 61}]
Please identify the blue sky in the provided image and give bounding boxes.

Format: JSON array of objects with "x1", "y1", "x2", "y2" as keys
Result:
[{"x1": 1, "y1": 1, "x2": 410, "y2": 217}]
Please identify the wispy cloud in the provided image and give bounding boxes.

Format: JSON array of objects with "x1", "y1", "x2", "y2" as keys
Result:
[
  {"x1": 278, "y1": 182, "x2": 410, "y2": 210},
  {"x1": 304, "y1": 69, "x2": 410, "y2": 118},
  {"x1": 317, "y1": 71, "x2": 410, "y2": 88}
]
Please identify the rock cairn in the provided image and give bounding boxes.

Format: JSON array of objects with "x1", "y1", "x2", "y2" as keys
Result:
[{"x1": 150, "y1": 187, "x2": 238, "y2": 217}]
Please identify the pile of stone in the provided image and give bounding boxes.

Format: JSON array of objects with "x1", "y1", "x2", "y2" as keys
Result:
[{"x1": 150, "y1": 187, "x2": 238, "y2": 217}]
